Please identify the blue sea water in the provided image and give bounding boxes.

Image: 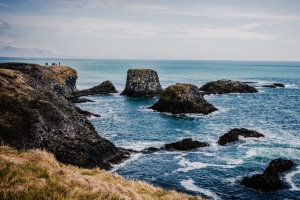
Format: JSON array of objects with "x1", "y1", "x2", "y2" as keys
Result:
[{"x1": 1, "y1": 58, "x2": 300, "y2": 199}]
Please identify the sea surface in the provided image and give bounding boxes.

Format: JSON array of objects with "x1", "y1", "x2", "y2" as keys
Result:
[{"x1": 1, "y1": 58, "x2": 300, "y2": 200}]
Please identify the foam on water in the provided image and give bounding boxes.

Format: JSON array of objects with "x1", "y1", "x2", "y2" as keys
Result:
[
  {"x1": 285, "y1": 166, "x2": 300, "y2": 191},
  {"x1": 181, "y1": 178, "x2": 220, "y2": 200},
  {"x1": 110, "y1": 153, "x2": 142, "y2": 173},
  {"x1": 175, "y1": 157, "x2": 236, "y2": 173}
]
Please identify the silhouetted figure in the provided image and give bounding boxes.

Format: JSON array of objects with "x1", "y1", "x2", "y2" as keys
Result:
[
  {"x1": 45, "y1": 63, "x2": 48, "y2": 66},
  {"x1": 59, "y1": 62, "x2": 60, "y2": 66}
]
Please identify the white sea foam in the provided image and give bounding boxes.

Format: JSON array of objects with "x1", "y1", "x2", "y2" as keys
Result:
[
  {"x1": 181, "y1": 178, "x2": 220, "y2": 200},
  {"x1": 175, "y1": 158, "x2": 235, "y2": 173},
  {"x1": 110, "y1": 153, "x2": 142, "y2": 173},
  {"x1": 285, "y1": 166, "x2": 300, "y2": 191},
  {"x1": 244, "y1": 148, "x2": 257, "y2": 158}
]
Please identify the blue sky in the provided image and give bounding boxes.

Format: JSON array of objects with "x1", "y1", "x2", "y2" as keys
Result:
[{"x1": 1, "y1": 0, "x2": 300, "y2": 60}]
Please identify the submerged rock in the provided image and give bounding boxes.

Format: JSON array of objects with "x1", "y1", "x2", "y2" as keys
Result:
[
  {"x1": 150, "y1": 83, "x2": 217, "y2": 114},
  {"x1": 241, "y1": 158, "x2": 295, "y2": 192},
  {"x1": 0, "y1": 63, "x2": 129, "y2": 170},
  {"x1": 200, "y1": 79, "x2": 258, "y2": 95},
  {"x1": 165, "y1": 138, "x2": 209, "y2": 151},
  {"x1": 218, "y1": 128, "x2": 264, "y2": 145},
  {"x1": 73, "y1": 80, "x2": 117, "y2": 97},
  {"x1": 121, "y1": 69, "x2": 163, "y2": 97}
]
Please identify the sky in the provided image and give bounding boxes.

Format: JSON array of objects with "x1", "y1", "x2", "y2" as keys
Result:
[{"x1": 0, "y1": 0, "x2": 300, "y2": 60}]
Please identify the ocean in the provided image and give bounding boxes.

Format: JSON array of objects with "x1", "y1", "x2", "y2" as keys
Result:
[{"x1": 1, "y1": 58, "x2": 300, "y2": 199}]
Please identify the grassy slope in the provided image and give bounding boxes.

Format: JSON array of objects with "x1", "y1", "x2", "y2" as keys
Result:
[{"x1": 0, "y1": 146, "x2": 201, "y2": 200}]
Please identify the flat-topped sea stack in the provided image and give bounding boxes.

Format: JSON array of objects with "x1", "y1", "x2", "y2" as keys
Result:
[
  {"x1": 200, "y1": 79, "x2": 258, "y2": 95},
  {"x1": 218, "y1": 128, "x2": 264, "y2": 145},
  {"x1": 150, "y1": 83, "x2": 217, "y2": 114},
  {"x1": 121, "y1": 69, "x2": 163, "y2": 97},
  {"x1": 0, "y1": 63, "x2": 129, "y2": 169},
  {"x1": 73, "y1": 80, "x2": 117, "y2": 97}
]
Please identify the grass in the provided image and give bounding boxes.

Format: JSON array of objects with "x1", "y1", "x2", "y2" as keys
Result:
[{"x1": 0, "y1": 145, "x2": 202, "y2": 200}]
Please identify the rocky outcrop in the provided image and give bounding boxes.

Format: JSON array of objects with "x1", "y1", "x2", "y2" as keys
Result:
[
  {"x1": 200, "y1": 79, "x2": 258, "y2": 95},
  {"x1": 73, "y1": 80, "x2": 117, "y2": 97},
  {"x1": 150, "y1": 83, "x2": 217, "y2": 114},
  {"x1": 165, "y1": 138, "x2": 209, "y2": 151},
  {"x1": 74, "y1": 106, "x2": 100, "y2": 118},
  {"x1": 241, "y1": 159, "x2": 295, "y2": 192},
  {"x1": 244, "y1": 82, "x2": 285, "y2": 88},
  {"x1": 218, "y1": 128, "x2": 264, "y2": 145},
  {"x1": 0, "y1": 63, "x2": 129, "y2": 169},
  {"x1": 121, "y1": 69, "x2": 163, "y2": 97}
]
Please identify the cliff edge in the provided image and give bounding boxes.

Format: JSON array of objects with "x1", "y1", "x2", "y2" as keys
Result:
[{"x1": 0, "y1": 63, "x2": 129, "y2": 169}]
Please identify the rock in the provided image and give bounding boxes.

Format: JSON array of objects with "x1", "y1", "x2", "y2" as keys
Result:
[
  {"x1": 262, "y1": 83, "x2": 285, "y2": 88},
  {"x1": 165, "y1": 138, "x2": 209, "y2": 151},
  {"x1": 74, "y1": 106, "x2": 100, "y2": 118},
  {"x1": 0, "y1": 63, "x2": 129, "y2": 170},
  {"x1": 121, "y1": 69, "x2": 163, "y2": 97},
  {"x1": 241, "y1": 158, "x2": 295, "y2": 192},
  {"x1": 71, "y1": 98, "x2": 95, "y2": 103},
  {"x1": 143, "y1": 147, "x2": 161, "y2": 154},
  {"x1": 200, "y1": 79, "x2": 258, "y2": 95},
  {"x1": 150, "y1": 83, "x2": 217, "y2": 114},
  {"x1": 218, "y1": 128, "x2": 264, "y2": 145},
  {"x1": 73, "y1": 80, "x2": 117, "y2": 97},
  {"x1": 265, "y1": 158, "x2": 295, "y2": 174}
]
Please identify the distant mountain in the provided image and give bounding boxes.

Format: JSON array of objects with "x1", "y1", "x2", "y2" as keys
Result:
[{"x1": 0, "y1": 46, "x2": 59, "y2": 58}]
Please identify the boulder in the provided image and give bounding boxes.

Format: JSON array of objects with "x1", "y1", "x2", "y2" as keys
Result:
[
  {"x1": 241, "y1": 159, "x2": 295, "y2": 192},
  {"x1": 218, "y1": 128, "x2": 264, "y2": 145},
  {"x1": 73, "y1": 80, "x2": 117, "y2": 97},
  {"x1": 150, "y1": 83, "x2": 217, "y2": 114},
  {"x1": 200, "y1": 79, "x2": 258, "y2": 95},
  {"x1": 0, "y1": 63, "x2": 129, "y2": 170},
  {"x1": 121, "y1": 69, "x2": 163, "y2": 97},
  {"x1": 165, "y1": 138, "x2": 209, "y2": 151}
]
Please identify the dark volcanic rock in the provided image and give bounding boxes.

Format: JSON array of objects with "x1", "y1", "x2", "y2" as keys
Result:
[
  {"x1": 218, "y1": 128, "x2": 264, "y2": 145},
  {"x1": 200, "y1": 79, "x2": 258, "y2": 95},
  {"x1": 121, "y1": 69, "x2": 163, "y2": 97},
  {"x1": 0, "y1": 63, "x2": 129, "y2": 169},
  {"x1": 262, "y1": 83, "x2": 285, "y2": 88},
  {"x1": 165, "y1": 138, "x2": 209, "y2": 151},
  {"x1": 143, "y1": 147, "x2": 161, "y2": 154},
  {"x1": 150, "y1": 83, "x2": 217, "y2": 114},
  {"x1": 73, "y1": 80, "x2": 117, "y2": 97},
  {"x1": 72, "y1": 98, "x2": 95, "y2": 103},
  {"x1": 241, "y1": 158, "x2": 295, "y2": 192},
  {"x1": 74, "y1": 106, "x2": 100, "y2": 118}
]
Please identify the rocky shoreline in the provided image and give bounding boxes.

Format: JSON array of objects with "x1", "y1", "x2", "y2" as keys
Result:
[{"x1": 0, "y1": 62, "x2": 296, "y2": 194}]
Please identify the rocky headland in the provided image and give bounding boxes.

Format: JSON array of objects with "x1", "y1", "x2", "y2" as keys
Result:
[
  {"x1": 241, "y1": 158, "x2": 295, "y2": 192},
  {"x1": 150, "y1": 83, "x2": 217, "y2": 114},
  {"x1": 0, "y1": 62, "x2": 129, "y2": 169},
  {"x1": 121, "y1": 69, "x2": 163, "y2": 97},
  {"x1": 218, "y1": 128, "x2": 264, "y2": 145},
  {"x1": 200, "y1": 79, "x2": 258, "y2": 95}
]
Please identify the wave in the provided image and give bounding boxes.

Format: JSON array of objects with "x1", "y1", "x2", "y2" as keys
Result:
[
  {"x1": 181, "y1": 178, "x2": 220, "y2": 200},
  {"x1": 285, "y1": 165, "x2": 300, "y2": 191}
]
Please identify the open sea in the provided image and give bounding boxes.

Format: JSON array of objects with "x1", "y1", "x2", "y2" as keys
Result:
[{"x1": 1, "y1": 58, "x2": 300, "y2": 200}]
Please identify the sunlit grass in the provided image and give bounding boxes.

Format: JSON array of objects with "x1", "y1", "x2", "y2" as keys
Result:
[{"x1": 0, "y1": 145, "x2": 201, "y2": 200}]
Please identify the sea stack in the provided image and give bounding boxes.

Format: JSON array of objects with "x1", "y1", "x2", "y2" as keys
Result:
[
  {"x1": 121, "y1": 69, "x2": 163, "y2": 97},
  {"x1": 200, "y1": 79, "x2": 258, "y2": 95},
  {"x1": 150, "y1": 83, "x2": 217, "y2": 114}
]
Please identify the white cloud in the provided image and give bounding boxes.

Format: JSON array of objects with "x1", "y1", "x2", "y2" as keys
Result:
[{"x1": 3, "y1": 14, "x2": 277, "y2": 41}]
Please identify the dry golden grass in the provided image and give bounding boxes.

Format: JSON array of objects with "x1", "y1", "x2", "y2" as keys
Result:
[
  {"x1": 43, "y1": 66, "x2": 77, "y2": 85},
  {"x1": 0, "y1": 146, "x2": 202, "y2": 200}
]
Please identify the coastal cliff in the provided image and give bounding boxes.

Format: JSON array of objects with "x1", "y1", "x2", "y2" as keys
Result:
[{"x1": 0, "y1": 63, "x2": 129, "y2": 169}]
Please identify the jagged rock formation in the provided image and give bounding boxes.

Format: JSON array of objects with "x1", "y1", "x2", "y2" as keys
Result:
[
  {"x1": 150, "y1": 83, "x2": 217, "y2": 114},
  {"x1": 73, "y1": 80, "x2": 117, "y2": 97},
  {"x1": 218, "y1": 128, "x2": 264, "y2": 145},
  {"x1": 200, "y1": 79, "x2": 258, "y2": 95},
  {"x1": 165, "y1": 138, "x2": 209, "y2": 151},
  {"x1": 241, "y1": 159, "x2": 295, "y2": 192},
  {"x1": 0, "y1": 62, "x2": 129, "y2": 169},
  {"x1": 121, "y1": 69, "x2": 163, "y2": 97}
]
